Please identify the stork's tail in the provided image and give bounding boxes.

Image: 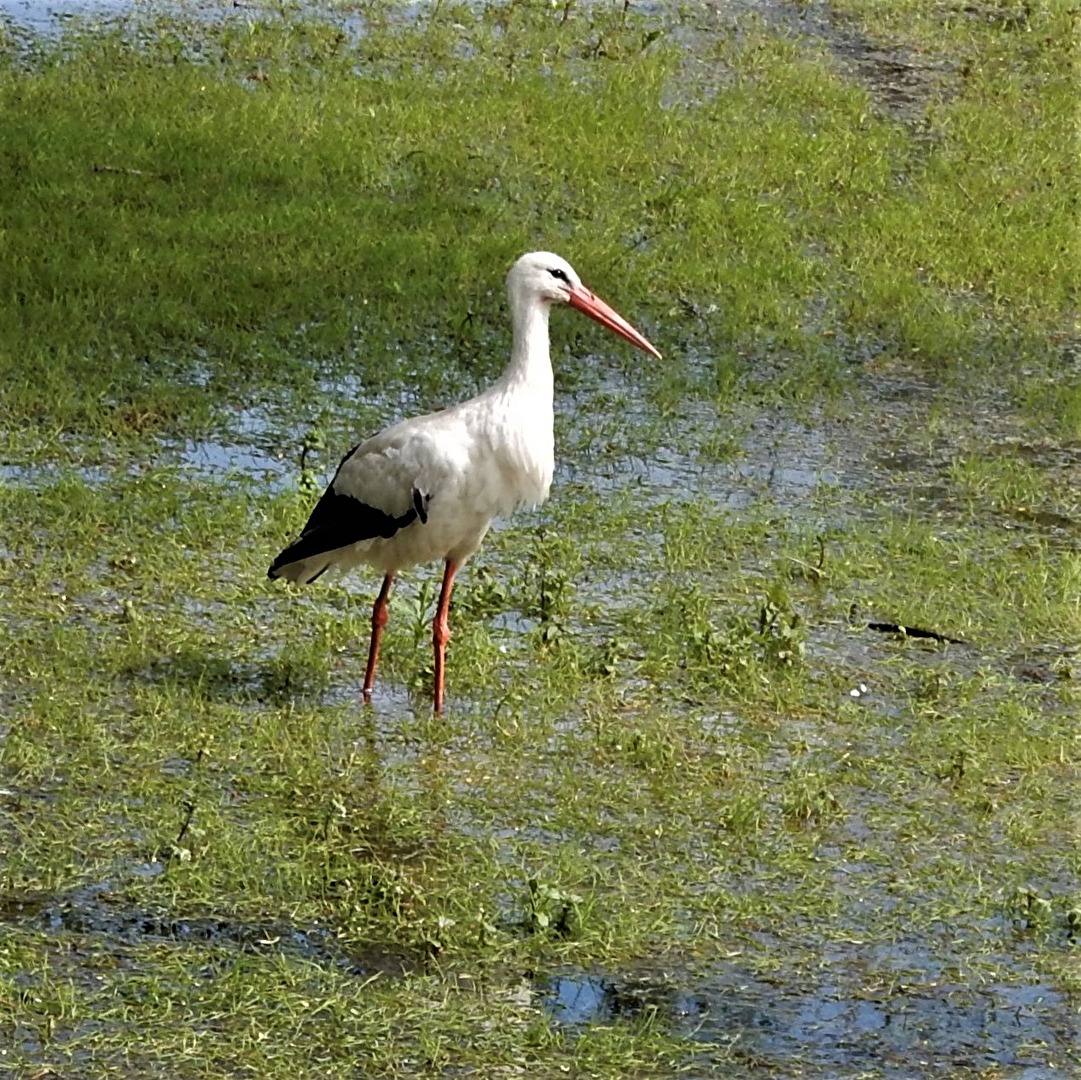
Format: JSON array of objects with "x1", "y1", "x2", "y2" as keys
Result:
[{"x1": 267, "y1": 535, "x2": 339, "y2": 585}]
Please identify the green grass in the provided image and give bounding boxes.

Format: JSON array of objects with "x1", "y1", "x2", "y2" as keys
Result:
[
  {"x1": 2, "y1": 1, "x2": 1076, "y2": 439},
  {"x1": 1, "y1": 2, "x2": 1079, "y2": 1077}
]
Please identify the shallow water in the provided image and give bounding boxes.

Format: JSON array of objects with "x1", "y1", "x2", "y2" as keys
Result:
[
  {"x1": 540, "y1": 963, "x2": 1074, "y2": 1078},
  {"x1": 0, "y1": 0, "x2": 239, "y2": 33}
]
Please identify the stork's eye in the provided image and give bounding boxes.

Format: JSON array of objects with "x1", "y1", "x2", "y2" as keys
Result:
[{"x1": 548, "y1": 267, "x2": 570, "y2": 283}]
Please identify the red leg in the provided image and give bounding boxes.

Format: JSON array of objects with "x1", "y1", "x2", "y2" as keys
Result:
[
  {"x1": 363, "y1": 573, "x2": 394, "y2": 703},
  {"x1": 432, "y1": 560, "x2": 458, "y2": 714}
]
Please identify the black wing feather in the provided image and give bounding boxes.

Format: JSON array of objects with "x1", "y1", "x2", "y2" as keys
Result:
[{"x1": 267, "y1": 447, "x2": 431, "y2": 581}]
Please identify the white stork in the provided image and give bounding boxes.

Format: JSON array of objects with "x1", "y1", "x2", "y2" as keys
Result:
[{"x1": 268, "y1": 251, "x2": 661, "y2": 713}]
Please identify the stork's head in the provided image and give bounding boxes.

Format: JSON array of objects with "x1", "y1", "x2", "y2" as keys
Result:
[
  {"x1": 507, "y1": 251, "x2": 583, "y2": 305},
  {"x1": 507, "y1": 251, "x2": 662, "y2": 360}
]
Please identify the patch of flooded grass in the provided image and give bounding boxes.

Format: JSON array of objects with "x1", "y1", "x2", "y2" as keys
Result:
[{"x1": 3, "y1": 391, "x2": 1080, "y2": 1072}]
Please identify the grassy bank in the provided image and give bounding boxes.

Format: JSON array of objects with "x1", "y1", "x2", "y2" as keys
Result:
[{"x1": 2, "y1": 1, "x2": 1076, "y2": 437}]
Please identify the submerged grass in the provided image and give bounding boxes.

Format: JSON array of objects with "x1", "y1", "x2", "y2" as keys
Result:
[{"x1": 1, "y1": 1, "x2": 1079, "y2": 1077}]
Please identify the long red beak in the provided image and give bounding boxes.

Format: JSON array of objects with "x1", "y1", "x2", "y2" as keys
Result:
[{"x1": 567, "y1": 284, "x2": 662, "y2": 360}]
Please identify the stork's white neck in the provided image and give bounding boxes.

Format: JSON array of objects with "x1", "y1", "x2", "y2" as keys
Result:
[{"x1": 498, "y1": 293, "x2": 555, "y2": 400}]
